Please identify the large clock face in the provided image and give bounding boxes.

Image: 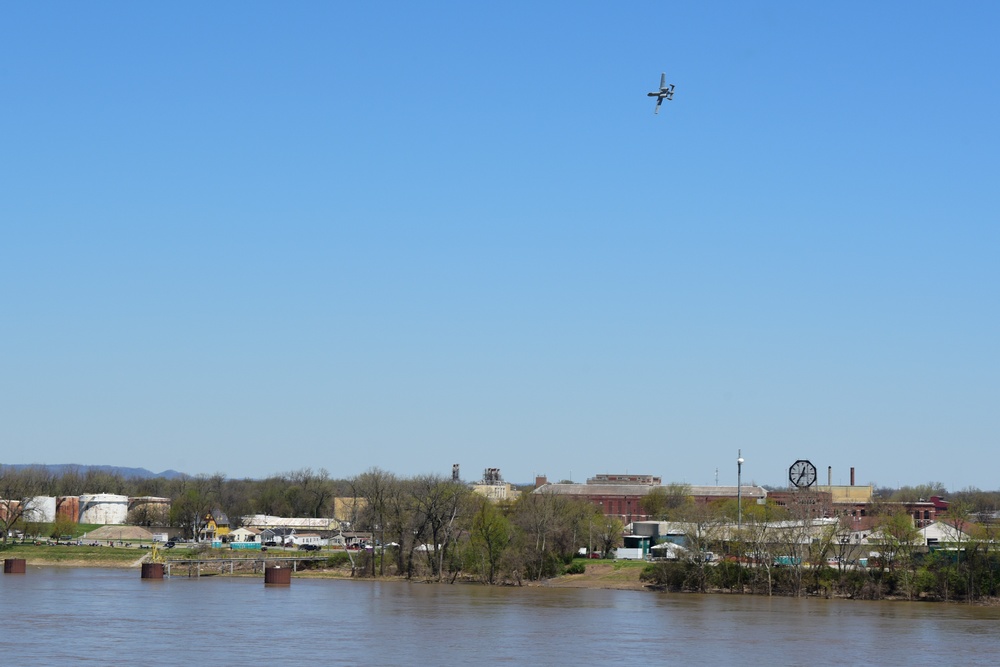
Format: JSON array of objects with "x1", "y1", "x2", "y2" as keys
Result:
[{"x1": 789, "y1": 460, "x2": 817, "y2": 488}]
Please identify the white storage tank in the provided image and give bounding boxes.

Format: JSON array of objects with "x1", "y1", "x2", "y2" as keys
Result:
[
  {"x1": 78, "y1": 494, "x2": 129, "y2": 525},
  {"x1": 24, "y1": 496, "x2": 56, "y2": 523}
]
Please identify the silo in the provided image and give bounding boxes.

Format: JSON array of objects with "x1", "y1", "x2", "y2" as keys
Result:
[
  {"x1": 127, "y1": 497, "x2": 172, "y2": 525},
  {"x1": 78, "y1": 494, "x2": 129, "y2": 525},
  {"x1": 24, "y1": 496, "x2": 56, "y2": 523},
  {"x1": 57, "y1": 496, "x2": 80, "y2": 523}
]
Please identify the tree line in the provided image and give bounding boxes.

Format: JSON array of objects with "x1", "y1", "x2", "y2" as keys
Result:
[
  {"x1": 0, "y1": 465, "x2": 621, "y2": 583},
  {"x1": 6, "y1": 464, "x2": 1000, "y2": 598},
  {"x1": 638, "y1": 484, "x2": 1000, "y2": 603}
]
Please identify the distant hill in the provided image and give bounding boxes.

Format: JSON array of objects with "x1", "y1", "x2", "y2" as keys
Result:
[{"x1": 1, "y1": 464, "x2": 187, "y2": 480}]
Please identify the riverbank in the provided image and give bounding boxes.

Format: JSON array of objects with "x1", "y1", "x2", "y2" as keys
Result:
[
  {"x1": 0, "y1": 543, "x2": 180, "y2": 568},
  {"x1": 7, "y1": 547, "x2": 996, "y2": 605},
  {"x1": 2, "y1": 544, "x2": 648, "y2": 587},
  {"x1": 538, "y1": 561, "x2": 648, "y2": 591}
]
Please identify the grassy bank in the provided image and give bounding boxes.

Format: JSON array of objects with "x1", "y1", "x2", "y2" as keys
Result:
[
  {"x1": 0, "y1": 543, "x2": 196, "y2": 567},
  {"x1": 541, "y1": 559, "x2": 648, "y2": 590},
  {"x1": 0, "y1": 544, "x2": 646, "y2": 589}
]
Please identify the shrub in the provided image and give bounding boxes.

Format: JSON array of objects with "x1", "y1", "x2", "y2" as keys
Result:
[
  {"x1": 326, "y1": 552, "x2": 352, "y2": 568},
  {"x1": 640, "y1": 562, "x2": 690, "y2": 591},
  {"x1": 565, "y1": 561, "x2": 586, "y2": 575}
]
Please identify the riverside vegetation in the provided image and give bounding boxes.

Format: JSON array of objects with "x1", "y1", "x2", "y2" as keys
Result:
[{"x1": 3, "y1": 466, "x2": 1000, "y2": 602}]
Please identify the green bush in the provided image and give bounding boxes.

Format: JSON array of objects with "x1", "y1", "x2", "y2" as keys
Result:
[
  {"x1": 564, "y1": 561, "x2": 586, "y2": 575},
  {"x1": 326, "y1": 552, "x2": 352, "y2": 568},
  {"x1": 640, "y1": 561, "x2": 691, "y2": 591},
  {"x1": 707, "y1": 561, "x2": 744, "y2": 591}
]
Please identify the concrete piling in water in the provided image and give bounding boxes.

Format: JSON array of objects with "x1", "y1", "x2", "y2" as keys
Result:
[
  {"x1": 4, "y1": 558, "x2": 26, "y2": 574},
  {"x1": 264, "y1": 565, "x2": 291, "y2": 586},
  {"x1": 141, "y1": 562, "x2": 165, "y2": 580}
]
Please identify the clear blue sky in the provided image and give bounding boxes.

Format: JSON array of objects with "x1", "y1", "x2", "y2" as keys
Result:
[{"x1": 2, "y1": 3, "x2": 997, "y2": 490}]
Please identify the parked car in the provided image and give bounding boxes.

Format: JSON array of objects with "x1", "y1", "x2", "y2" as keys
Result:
[
  {"x1": 164, "y1": 541, "x2": 176, "y2": 549},
  {"x1": 298, "y1": 544, "x2": 321, "y2": 551}
]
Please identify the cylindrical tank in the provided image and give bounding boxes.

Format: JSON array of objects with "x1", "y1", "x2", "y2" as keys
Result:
[
  {"x1": 57, "y1": 496, "x2": 80, "y2": 523},
  {"x1": 264, "y1": 566, "x2": 291, "y2": 585},
  {"x1": 78, "y1": 494, "x2": 129, "y2": 525},
  {"x1": 128, "y1": 496, "x2": 172, "y2": 511},
  {"x1": 127, "y1": 497, "x2": 172, "y2": 525},
  {"x1": 24, "y1": 497, "x2": 56, "y2": 523},
  {"x1": 141, "y1": 563, "x2": 165, "y2": 580},
  {"x1": 4, "y1": 558, "x2": 26, "y2": 574}
]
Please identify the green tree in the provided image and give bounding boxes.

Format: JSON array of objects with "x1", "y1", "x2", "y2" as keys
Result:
[
  {"x1": 641, "y1": 483, "x2": 693, "y2": 520},
  {"x1": 593, "y1": 513, "x2": 625, "y2": 558},
  {"x1": 872, "y1": 509, "x2": 919, "y2": 598},
  {"x1": 51, "y1": 516, "x2": 78, "y2": 541},
  {"x1": 467, "y1": 498, "x2": 512, "y2": 584}
]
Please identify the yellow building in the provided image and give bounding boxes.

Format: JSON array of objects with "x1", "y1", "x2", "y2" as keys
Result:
[
  {"x1": 470, "y1": 482, "x2": 520, "y2": 502},
  {"x1": 199, "y1": 510, "x2": 231, "y2": 541},
  {"x1": 815, "y1": 485, "x2": 874, "y2": 503}
]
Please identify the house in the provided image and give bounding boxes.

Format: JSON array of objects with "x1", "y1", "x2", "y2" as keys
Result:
[
  {"x1": 229, "y1": 527, "x2": 262, "y2": 550},
  {"x1": 199, "y1": 510, "x2": 231, "y2": 542},
  {"x1": 919, "y1": 520, "x2": 977, "y2": 547},
  {"x1": 229, "y1": 527, "x2": 261, "y2": 543},
  {"x1": 260, "y1": 527, "x2": 296, "y2": 546},
  {"x1": 290, "y1": 533, "x2": 324, "y2": 548}
]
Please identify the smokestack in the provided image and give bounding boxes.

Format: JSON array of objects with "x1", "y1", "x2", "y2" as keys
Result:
[
  {"x1": 850, "y1": 467, "x2": 855, "y2": 486},
  {"x1": 828, "y1": 466, "x2": 832, "y2": 487}
]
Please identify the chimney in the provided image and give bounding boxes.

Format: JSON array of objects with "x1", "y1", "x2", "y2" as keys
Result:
[
  {"x1": 850, "y1": 467, "x2": 855, "y2": 486},
  {"x1": 535, "y1": 475, "x2": 548, "y2": 489},
  {"x1": 828, "y1": 466, "x2": 832, "y2": 487}
]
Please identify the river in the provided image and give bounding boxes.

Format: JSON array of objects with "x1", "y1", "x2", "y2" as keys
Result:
[{"x1": 2, "y1": 567, "x2": 998, "y2": 665}]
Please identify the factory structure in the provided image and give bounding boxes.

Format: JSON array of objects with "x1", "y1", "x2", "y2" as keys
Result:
[{"x1": 7, "y1": 494, "x2": 171, "y2": 526}]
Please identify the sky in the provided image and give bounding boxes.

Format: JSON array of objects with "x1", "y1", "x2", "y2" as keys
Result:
[{"x1": 2, "y1": 3, "x2": 998, "y2": 490}]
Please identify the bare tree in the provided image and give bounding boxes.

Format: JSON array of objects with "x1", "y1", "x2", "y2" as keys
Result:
[
  {"x1": 169, "y1": 475, "x2": 216, "y2": 541},
  {"x1": 351, "y1": 467, "x2": 397, "y2": 577},
  {"x1": 0, "y1": 466, "x2": 48, "y2": 545},
  {"x1": 409, "y1": 475, "x2": 470, "y2": 582},
  {"x1": 673, "y1": 502, "x2": 725, "y2": 592}
]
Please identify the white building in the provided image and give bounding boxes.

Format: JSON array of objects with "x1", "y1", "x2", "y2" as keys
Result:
[
  {"x1": 228, "y1": 527, "x2": 261, "y2": 543},
  {"x1": 79, "y1": 494, "x2": 129, "y2": 525},
  {"x1": 290, "y1": 533, "x2": 325, "y2": 547},
  {"x1": 23, "y1": 496, "x2": 56, "y2": 523}
]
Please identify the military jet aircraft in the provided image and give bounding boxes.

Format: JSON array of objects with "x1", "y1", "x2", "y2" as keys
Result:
[{"x1": 647, "y1": 73, "x2": 675, "y2": 114}]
